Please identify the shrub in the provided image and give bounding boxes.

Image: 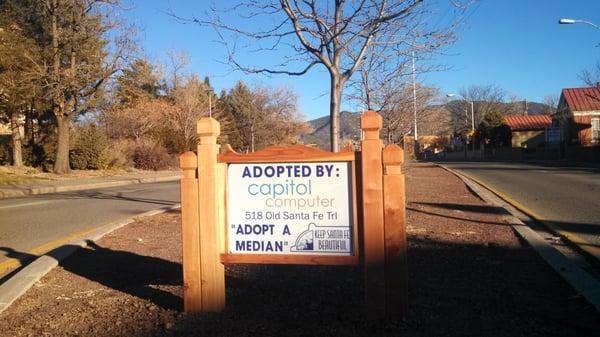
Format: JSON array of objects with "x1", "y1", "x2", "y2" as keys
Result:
[
  {"x1": 132, "y1": 140, "x2": 174, "y2": 170},
  {"x1": 103, "y1": 139, "x2": 134, "y2": 170},
  {"x1": 69, "y1": 125, "x2": 108, "y2": 170}
]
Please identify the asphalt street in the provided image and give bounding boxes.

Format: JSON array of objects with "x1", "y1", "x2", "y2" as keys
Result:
[
  {"x1": 442, "y1": 161, "x2": 600, "y2": 259},
  {"x1": 0, "y1": 181, "x2": 180, "y2": 273}
]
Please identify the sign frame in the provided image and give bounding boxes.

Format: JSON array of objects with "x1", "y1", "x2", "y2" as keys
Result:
[{"x1": 218, "y1": 144, "x2": 360, "y2": 266}]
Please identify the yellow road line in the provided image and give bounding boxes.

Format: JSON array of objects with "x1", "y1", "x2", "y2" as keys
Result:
[
  {"x1": 459, "y1": 171, "x2": 600, "y2": 259},
  {"x1": 0, "y1": 221, "x2": 119, "y2": 276}
]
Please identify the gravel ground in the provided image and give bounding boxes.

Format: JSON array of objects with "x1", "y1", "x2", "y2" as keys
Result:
[{"x1": 0, "y1": 162, "x2": 598, "y2": 337}]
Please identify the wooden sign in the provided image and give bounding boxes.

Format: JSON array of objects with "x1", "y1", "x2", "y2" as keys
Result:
[
  {"x1": 180, "y1": 111, "x2": 407, "y2": 318},
  {"x1": 219, "y1": 146, "x2": 359, "y2": 265}
]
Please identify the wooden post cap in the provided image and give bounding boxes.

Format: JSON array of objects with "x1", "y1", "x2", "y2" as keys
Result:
[
  {"x1": 361, "y1": 111, "x2": 382, "y2": 140},
  {"x1": 180, "y1": 151, "x2": 198, "y2": 170},
  {"x1": 382, "y1": 145, "x2": 404, "y2": 165},
  {"x1": 180, "y1": 151, "x2": 198, "y2": 179},
  {"x1": 197, "y1": 117, "x2": 220, "y2": 137},
  {"x1": 382, "y1": 145, "x2": 404, "y2": 175},
  {"x1": 361, "y1": 111, "x2": 383, "y2": 131}
]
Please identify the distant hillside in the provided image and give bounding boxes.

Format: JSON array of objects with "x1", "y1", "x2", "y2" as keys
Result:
[
  {"x1": 301, "y1": 111, "x2": 361, "y2": 149},
  {"x1": 301, "y1": 101, "x2": 551, "y2": 149}
]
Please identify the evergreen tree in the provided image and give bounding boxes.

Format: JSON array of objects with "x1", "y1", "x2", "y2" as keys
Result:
[
  {"x1": 0, "y1": 0, "x2": 42, "y2": 167},
  {"x1": 115, "y1": 59, "x2": 163, "y2": 107},
  {"x1": 222, "y1": 81, "x2": 264, "y2": 152},
  {"x1": 35, "y1": 0, "x2": 131, "y2": 173}
]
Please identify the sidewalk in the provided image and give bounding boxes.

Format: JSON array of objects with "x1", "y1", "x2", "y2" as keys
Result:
[
  {"x1": 0, "y1": 163, "x2": 597, "y2": 336},
  {"x1": 0, "y1": 170, "x2": 182, "y2": 199}
]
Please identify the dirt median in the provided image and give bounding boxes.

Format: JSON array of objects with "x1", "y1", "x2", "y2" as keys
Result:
[{"x1": 0, "y1": 162, "x2": 598, "y2": 337}]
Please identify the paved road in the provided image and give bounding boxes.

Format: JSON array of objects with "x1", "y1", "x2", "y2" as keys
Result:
[
  {"x1": 442, "y1": 162, "x2": 600, "y2": 259},
  {"x1": 0, "y1": 181, "x2": 180, "y2": 272}
]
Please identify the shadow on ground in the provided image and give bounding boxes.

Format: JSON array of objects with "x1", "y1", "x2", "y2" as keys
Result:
[
  {"x1": 2, "y1": 199, "x2": 599, "y2": 336},
  {"x1": 149, "y1": 239, "x2": 599, "y2": 337}
]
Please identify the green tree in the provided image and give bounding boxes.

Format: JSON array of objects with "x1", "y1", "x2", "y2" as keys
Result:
[
  {"x1": 478, "y1": 110, "x2": 508, "y2": 147},
  {"x1": 222, "y1": 81, "x2": 264, "y2": 152},
  {"x1": 0, "y1": 0, "x2": 42, "y2": 167},
  {"x1": 115, "y1": 58, "x2": 163, "y2": 108},
  {"x1": 215, "y1": 90, "x2": 243, "y2": 151},
  {"x1": 37, "y1": 0, "x2": 132, "y2": 173}
]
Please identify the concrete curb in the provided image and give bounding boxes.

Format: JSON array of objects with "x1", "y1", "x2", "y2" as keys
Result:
[
  {"x1": 0, "y1": 204, "x2": 181, "y2": 315},
  {"x1": 436, "y1": 163, "x2": 600, "y2": 312},
  {"x1": 0, "y1": 175, "x2": 181, "y2": 199}
]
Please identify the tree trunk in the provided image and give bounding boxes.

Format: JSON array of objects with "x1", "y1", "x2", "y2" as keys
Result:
[
  {"x1": 54, "y1": 112, "x2": 71, "y2": 174},
  {"x1": 329, "y1": 75, "x2": 343, "y2": 152},
  {"x1": 10, "y1": 112, "x2": 24, "y2": 167},
  {"x1": 250, "y1": 123, "x2": 255, "y2": 152},
  {"x1": 25, "y1": 106, "x2": 35, "y2": 146}
]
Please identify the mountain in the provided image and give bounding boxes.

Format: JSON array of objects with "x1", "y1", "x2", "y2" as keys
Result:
[
  {"x1": 301, "y1": 111, "x2": 361, "y2": 149},
  {"x1": 301, "y1": 101, "x2": 552, "y2": 149}
]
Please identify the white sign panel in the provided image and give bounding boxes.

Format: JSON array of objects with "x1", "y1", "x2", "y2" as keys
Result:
[{"x1": 227, "y1": 162, "x2": 353, "y2": 256}]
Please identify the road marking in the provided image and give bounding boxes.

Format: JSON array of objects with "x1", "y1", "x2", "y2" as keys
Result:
[
  {"x1": 0, "y1": 200, "x2": 50, "y2": 210},
  {"x1": 458, "y1": 170, "x2": 600, "y2": 260},
  {"x1": 0, "y1": 219, "x2": 124, "y2": 276}
]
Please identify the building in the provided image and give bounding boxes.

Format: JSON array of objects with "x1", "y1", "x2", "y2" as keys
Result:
[
  {"x1": 504, "y1": 115, "x2": 552, "y2": 148},
  {"x1": 554, "y1": 85, "x2": 600, "y2": 146}
]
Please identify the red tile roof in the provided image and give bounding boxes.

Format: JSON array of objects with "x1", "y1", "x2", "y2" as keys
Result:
[
  {"x1": 562, "y1": 87, "x2": 600, "y2": 112},
  {"x1": 504, "y1": 115, "x2": 552, "y2": 131}
]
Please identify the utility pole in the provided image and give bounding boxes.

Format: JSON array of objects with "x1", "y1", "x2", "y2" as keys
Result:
[
  {"x1": 412, "y1": 50, "x2": 418, "y2": 156},
  {"x1": 206, "y1": 89, "x2": 213, "y2": 118}
]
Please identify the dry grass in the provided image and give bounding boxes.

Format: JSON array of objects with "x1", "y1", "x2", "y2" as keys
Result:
[
  {"x1": 0, "y1": 165, "x2": 135, "y2": 185},
  {"x1": 0, "y1": 166, "x2": 53, "y2": 185}
]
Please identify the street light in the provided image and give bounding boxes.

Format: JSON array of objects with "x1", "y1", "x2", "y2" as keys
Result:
[
  {"x1": 558, "y1": 18, "x2": 600, "y2": 30},
  {"x1": 447, "y1": 93, "x2": 475, "y2": 156},
  {"x1": 446, "y1": 93, "x2": 474, "y2": 133}
]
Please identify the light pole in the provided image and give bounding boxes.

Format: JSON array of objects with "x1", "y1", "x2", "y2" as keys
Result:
[
  {"x1": 412, "y1": 50, "x2": 418, "y2": 156},
  {"x1": 447, "y1": 93, "x2": 475, "y2": 155},
  {"x1": 559, "y1": 18, "x2": 600, "y2": 30},
  {"x1": 447, "y1": 94, "x2": 474, "y2": 133},
  {"x1": 205, "y1": 88, "x2": 213, "y2": 118}
]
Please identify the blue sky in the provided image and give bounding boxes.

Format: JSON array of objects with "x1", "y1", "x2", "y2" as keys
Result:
[{"x1": 124, "y1": 0, "x2": 600, "y2": 120}]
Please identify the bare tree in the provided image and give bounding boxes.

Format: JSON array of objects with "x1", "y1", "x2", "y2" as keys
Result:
[
  {"x1": 177, "y1": 0, "x2": 470, "y2": 151},
  {"x1": 454, "y1": 84, "x2": 509, "y2": 133},
  {"x1": 254, "y1": 85, "x2": 311, "y2": 146},
  {"x1": 378, "y1": 83, "x2": 437, "y2": 144},
  {"x1": 166, "y1": 49, "x2": 190, "y2": 91},
  {"x1": 102, "y1": 98, "x2": 165, "y2": 141},
  {"x1": 580, "y1": 61, "x2": 600, "y2": 87},
  {"x1": 167, "y1": 75, "x2": 210, "y2": 150},
  {"x1": 542, "y1": 94, "x2": 560, "y2": 115}
]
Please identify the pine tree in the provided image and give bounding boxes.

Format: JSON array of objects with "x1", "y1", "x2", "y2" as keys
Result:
[{"x1": 0, "y1": 0, "x2": 41, "y2": 167}]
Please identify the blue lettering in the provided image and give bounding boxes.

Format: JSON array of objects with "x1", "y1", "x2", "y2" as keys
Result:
[
  {"x1": 264, "y1": 166, "x2": 275, "y2": 177},
  {"x1": 302, "y1": 165, "x2": 311, "y2": 177},
  {"x1": 316, "y1": 165, "x2": 324, "y2": 177},
  {"x1": 242, "y1": 166, "x2": 251, "y2": 178},
  {"x1": 235, "y1": 240, "x2": 283, "y2": 252},
  {"x1": 253, "y1": 166, "x2": 262, "y2": 178}
]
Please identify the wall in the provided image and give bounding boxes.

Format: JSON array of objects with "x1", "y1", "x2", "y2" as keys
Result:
[
  {"x1": 578, "y1": 126, "x2": 594, "y2": 147},
  {"x1": 511, "y1": 130, "x2": 544, "y2": 148}
]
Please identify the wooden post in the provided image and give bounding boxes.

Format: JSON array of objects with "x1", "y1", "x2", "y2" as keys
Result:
[
  {"x1": 197, "y1": 117, "x2": 226, "y2": 311},
  {"x1": 360, "y1": 111, "x2": 386, "y2": 318},
  {"x1": 382, "y1": 144, "x2": 408, "y2": 316},
  {"x1": 180, "y1": 151, "x2": 202, "y2": 312}
]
